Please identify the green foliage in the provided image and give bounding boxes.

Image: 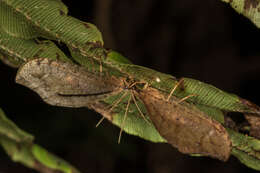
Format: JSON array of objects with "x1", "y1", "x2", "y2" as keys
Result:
[
  {"x1": 0, "y1": 109, "x2": 34, "y2": 143},
  {"x1": 32, "y1": 145, "x2": 79, "y2": 173},
  {"x1": 0, "y1": 108, "x2": 80, "y2": 173},
  {"x1": 1, "y1": 0, "x2": 260, "y2": 171},
  {"x1": 228, "y1": 129, "x2": 260, "y2": 170},
  {"x1": 103, "y1": 91, "x2": 166, "y2": 143},
  {"x1": 222, "y1": 0, "x2": 260, "y2": 28}
]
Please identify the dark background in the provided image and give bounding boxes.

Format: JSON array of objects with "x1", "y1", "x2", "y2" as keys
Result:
[{"x1": 1, "y1": 0, "x2": 260, "y2": 172}]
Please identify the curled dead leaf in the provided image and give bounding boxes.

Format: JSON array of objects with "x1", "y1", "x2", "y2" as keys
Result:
[
  {"x1": 15, "y1": 58, "x2": 121, "y2": 108},
  {"x1": 137, "y1": 87, "x2": 232, "y2": 161}
]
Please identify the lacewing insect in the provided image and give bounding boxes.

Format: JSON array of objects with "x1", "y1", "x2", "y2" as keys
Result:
[{"x1": 16, "y1": 58, "x2": 231, "y2": 161}]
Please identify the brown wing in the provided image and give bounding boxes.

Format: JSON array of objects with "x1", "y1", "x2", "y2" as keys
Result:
[{"x1": 138, "y1": 87, "x2": 231, "y2": 161}]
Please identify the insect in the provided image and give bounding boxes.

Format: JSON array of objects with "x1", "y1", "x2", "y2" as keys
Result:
[{"x1": 16, "y1": 58, "x2": 232, "y2": 161}]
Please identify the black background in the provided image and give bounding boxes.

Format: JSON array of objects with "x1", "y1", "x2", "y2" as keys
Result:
[{"x1": 1, "y1": 0, "x2": 260, "y2": 172}]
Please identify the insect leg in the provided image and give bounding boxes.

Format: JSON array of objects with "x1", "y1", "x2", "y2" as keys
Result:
[
  {"x1": 98, "y1": 57, "x2": 103, "y2": 73},
  {"x1": 131, "y1": 91, "x2": 151, "y2": 125},
  {"x1": 95, "y1": 91, "x2": 128, "y2": 127},
  {"x1": 96, "y1": 116, "x2": 105, "y2": 127},
  {"x1": 108, "y1": 91, "x2": 128, "y2": 113},
  {"x1": 118, "y1": 94, "x2": 131, "y2": 144},
  {"x1": 167, "y1": 78, "x2": 184, "y2": 101},
  {"x1": 177, "y1": 94, "x2": 198, "y2": 104}
]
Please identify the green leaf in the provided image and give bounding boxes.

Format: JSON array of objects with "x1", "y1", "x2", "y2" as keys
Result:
[
  {"x1": 0, "y1": 108, "x2": 34, "y2": 143},
  {"x1": 107, "y1": 50, "x2": 133, "y2": 64},
  {"x1": 0, "y1": 108, "x2": 81, "y2": 173},
  {"x1": 2, "y1": 0, "x2": 103, "y2": 45},
  {"x1": 103, "y1": 91, "x2": 166, "y2": 143},
  {"x1": 221, "y1": 0, "x2": 260, "y2": 28},
  {"x1": 228, "y1": 129, "x2": 260, "y2": 170},
  {"x1": 32, "y1": 144, "x2": 79, "y2": 173},
  {"x1": 0, "y1": 1, "x2": 38, "y2": 39},
  {"x1": 0, "y1": 28, "x2": 71, "y2": 65},
  {"x1": 104, "y1": 56, "x2": 260, "y2": 115}
]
